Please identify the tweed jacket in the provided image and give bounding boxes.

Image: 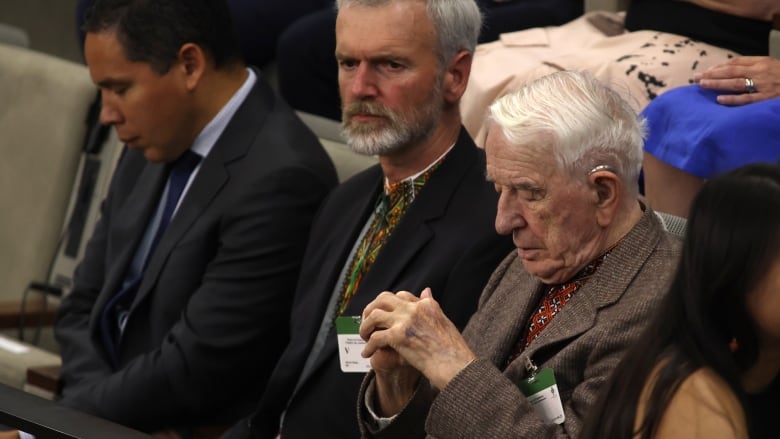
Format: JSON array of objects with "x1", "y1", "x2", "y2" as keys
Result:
[{"x1": 358, "y1": 204, "x2": 682, "y2": 438}]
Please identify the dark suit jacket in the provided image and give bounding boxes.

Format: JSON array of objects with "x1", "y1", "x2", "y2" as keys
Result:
[
  {"x1": 357, "y1": 205, "x2": 682, "y2": 438},
  {"x1": 54, "y1": 71, "x2": 338, "y2": 433},
  {"x1": 234, "y1": 128, "x2": 514, "y2": 439}
]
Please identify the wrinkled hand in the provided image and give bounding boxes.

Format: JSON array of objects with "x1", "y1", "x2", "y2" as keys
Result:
[
  {"x1": 360, "y1": 288, "x2": 476, "y2": 391},
  {"x1": 694, "y1": 56, "x2": 780, "y2": 105}
]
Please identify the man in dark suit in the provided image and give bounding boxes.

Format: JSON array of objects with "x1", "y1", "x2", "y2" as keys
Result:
[
  {"x1": 225, "y1": 0, "x2": 514, "y2": 438},
  {"x1": 52, "y1": 0, "x2": 337, "y2": 435}
]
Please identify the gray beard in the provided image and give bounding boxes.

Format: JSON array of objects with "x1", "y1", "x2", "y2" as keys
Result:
[{"x1": 340, "y1": 85, "x2": 443, "y2": 156}]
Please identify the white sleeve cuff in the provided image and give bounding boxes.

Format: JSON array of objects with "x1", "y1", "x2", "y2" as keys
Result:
[{"x1": 364, "y1": 378, "x2": 399, "y2": 429}]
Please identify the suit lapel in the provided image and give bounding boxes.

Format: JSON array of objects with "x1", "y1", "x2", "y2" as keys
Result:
[
  {"x1": 132, "y1": 155, "x2": 229, "y2": 309},
  {"x1": 342, "y1": 214, "x2": 434, "y2": 316},
  {"x1": 287, "y1": 171, "x2": 382, "y2": 389},
  {"x1": 92, "y1": 159, "x2": 168, "y2": 321},
  {"x1": 465, "y1": 258, "x2": 546, "y2": 371},
  {"x1": 312, "y1": 174, "x2": 383, "y2": 313},
  {"x1": 348, "y1": 129, "x2": 476, "y2": 317},
  {"x1": 307, "y1": 129, "x2": 478, "y2": 375},
  {"x1": 518, "y1": 206, "x2": 662, "y2": 369},
  {"x1": 128, "y1": 70, "x2": 271, "y2": 311}
]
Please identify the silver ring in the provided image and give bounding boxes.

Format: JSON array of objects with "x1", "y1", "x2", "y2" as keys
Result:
[{"x1": 745, "y1": 77, "x2": 757, "y2": 94}]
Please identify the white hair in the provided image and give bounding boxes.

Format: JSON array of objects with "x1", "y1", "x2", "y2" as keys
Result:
[
  {"x1": 488, "y1": 71, "x2": 646, "y2": 195},
  {"x1": 336, "y1": 0, "x2": 482, "y2": 67}
]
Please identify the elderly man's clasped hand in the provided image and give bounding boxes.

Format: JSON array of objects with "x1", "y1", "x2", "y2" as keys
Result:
[{"x1": 359, "y1": 288, "x2": 477, "y2": 414}]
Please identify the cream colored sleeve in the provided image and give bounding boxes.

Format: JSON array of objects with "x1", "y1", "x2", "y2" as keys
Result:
[{"x1": 651, "y1": 368, "x2": 748, "y2": 439}]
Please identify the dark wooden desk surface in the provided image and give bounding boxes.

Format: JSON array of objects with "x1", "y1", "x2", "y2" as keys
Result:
[{"x1": 0, "y1": 382, "x2": 150, "y2": 438}]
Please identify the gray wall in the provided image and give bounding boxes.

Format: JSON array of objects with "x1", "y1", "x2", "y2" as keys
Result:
[{"x1": 0, "y1": 0, "x2": 83, "y2": 64}]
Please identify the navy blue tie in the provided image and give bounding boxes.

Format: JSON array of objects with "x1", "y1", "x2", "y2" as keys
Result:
[
  {"x1": 146, "y1": 150, "x2": 202, "y2": 259},
  {"x1": 100, "y1": 150, "x2": 202, "y2": 366}
]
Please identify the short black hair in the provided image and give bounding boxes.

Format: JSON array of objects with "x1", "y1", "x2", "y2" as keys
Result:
[{"x1": 84, "y1": 0, "x2": 243, "y2": 74}]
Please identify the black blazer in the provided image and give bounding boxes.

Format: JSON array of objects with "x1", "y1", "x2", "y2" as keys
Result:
[
  {"x1": 54, "y1": 70, "x2": 338, "y2": 432},
  {"x1": 238, "y1": 128, "x2": 514, "y2": 439}
]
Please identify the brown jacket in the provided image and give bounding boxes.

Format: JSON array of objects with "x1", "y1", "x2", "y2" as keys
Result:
[{"x1": 358, "y1": 205, "x2": 682, "y2": 438}]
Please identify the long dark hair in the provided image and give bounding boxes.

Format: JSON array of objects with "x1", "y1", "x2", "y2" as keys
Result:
[{"x1": 581, "y1": 162, "x2": 780, "y2": 439}]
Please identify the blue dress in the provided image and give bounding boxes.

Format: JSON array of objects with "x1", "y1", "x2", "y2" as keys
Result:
[{"x1": 642, "y1": 85, "x2": 780, "y2": 179}]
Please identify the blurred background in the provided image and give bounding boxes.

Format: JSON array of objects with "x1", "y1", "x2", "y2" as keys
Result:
[{"x1": 1, "y1": 0, "x2": 83, "y2": 63}]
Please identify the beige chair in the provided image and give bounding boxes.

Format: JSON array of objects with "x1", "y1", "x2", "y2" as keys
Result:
[
  {"x1": 295, "y1": 111, "x2": 377, "y2": 182},
  {"x1": 0, "y1": 42, "x2": 99, "y2": 305},
  {"x1": 0, "y1": 23, "x2": 29, "y2": 48},
  {"x1": 0, "y1": 334, "x2": 61, "y2": 398},
  {"x1": 47, "y1": 129, "x2": 122, "y2": 297},
  {"x1": 0, "y1": 42, "x2": 100, "y2": 391},
  {"x1": 655, "y1": 211, "x2": 687, "y2": 239}
]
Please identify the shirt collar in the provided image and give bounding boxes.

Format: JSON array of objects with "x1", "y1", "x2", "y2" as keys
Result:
[
  {"x1": 189, "y1": 68, "x2": 257, "y2": 159},
  {"x1": 383, "y1": 141, "x2": 455, "y2": 195}
]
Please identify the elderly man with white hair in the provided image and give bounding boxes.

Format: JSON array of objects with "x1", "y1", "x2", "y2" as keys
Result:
[{"x1": 357, "y1": 71, "x2": 683, "y2": 438}]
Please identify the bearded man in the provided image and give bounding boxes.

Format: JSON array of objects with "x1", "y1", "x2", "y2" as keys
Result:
[{"x1": 223, "y1": 0, "x2": 513, "y2": 438}]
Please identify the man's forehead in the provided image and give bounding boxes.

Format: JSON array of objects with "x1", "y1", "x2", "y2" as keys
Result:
[
  {"x1": 486, "y1": 132, "x2": 535, "y2": 163},
  {"x1": 335, "y1": 2, "x2": 435, "y2": 48},
  {"x1": 486, "y1": 140, "x2": 562, "y2": 184},
  {"x1": 335, "y1": 39, "x2": 417, "y2": 59},
  {"x1": 486, "y1": 151, "x2": 543, "y2": 180}
]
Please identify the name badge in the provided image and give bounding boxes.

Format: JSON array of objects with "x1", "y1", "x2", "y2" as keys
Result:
[
  {"x1": 518, "y1": 368, "x2": 565, "y2": 425},
  {"x1": 335, "y1": 316, "x2": 372, "y2": 373}
]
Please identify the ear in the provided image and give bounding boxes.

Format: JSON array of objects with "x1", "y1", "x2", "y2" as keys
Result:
[
  {"x1": 588, "y1": 169, "x2": 621, "y2": 227},
  {"x1": 176, "y1": 43, "x2": 207, "y2": 92},
  {"x1": 442, "y1": 50, "x2": 472, "y2": 105}
]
